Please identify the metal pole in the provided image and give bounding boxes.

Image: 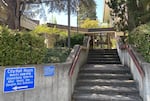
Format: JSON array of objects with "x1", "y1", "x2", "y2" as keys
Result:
[
  {"x1": 19, "y1": 11, "x2": 21, "y2": 31},
  {"x1": 77, "y1": 10, "x2": 79, "y2": 34},
  {"x1": 68, "y1": 0, "x2": 71, "y2": 48},
  {"x1": 76, "y1": 1, "x2": 80, "y2": 34},
  {"x1": 19, "y1": 3, "x2": 23, "y2": 31}
]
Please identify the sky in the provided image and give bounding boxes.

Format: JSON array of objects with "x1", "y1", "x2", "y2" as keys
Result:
[{"x1": 41, "y1": 0, "x2": 104, "y2": 26}]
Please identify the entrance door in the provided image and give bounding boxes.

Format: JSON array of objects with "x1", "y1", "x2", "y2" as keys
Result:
[{"x1": 89, "y1": 32, "x2": 113, "y2": 49}]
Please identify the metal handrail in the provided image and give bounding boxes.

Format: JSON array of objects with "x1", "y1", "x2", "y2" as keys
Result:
[
  {"x1": 68, "y1": 36, "x2": 91, "y2": 77},
  {"x1": 69, "y1": 46, "x2": 82, "y2": 77},
  {"x1": 118, "y1": 36, "x2": 145, "y2": 78},
  {"x1": 126, "y1": 45, "x2": 145, "y2": 78}
]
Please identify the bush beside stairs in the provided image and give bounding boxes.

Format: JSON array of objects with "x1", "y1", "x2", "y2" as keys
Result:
[{"x1": 72, "y1": 49, "x2": 143, "y2": 101}]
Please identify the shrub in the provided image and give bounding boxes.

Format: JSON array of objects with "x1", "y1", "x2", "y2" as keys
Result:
[
  {"x1": 129, "y1": 22, "x2": 150, "y2": 62},
  {"x1": 0, "y1": 26, "x2": 47, "y2": 66},
  {"x1": 32, "y1": 25, "x2": 68, "y2": 48},
  {"x1": 32, "y1": 25, "x2": 84, "y2": 48},
  {"x1": 55, "y1": 33, "x2": 84, "y2": 48},
  {"x1": 43, "y1": 47, "x2": 70, "y2": 63},
  {"x1": 70, "y1": 33, "x2": 84, "y2": 47}
]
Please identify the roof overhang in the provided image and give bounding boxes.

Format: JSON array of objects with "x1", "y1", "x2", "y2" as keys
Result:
[{"x1": 47, "y1": 23, "x2": 116, "y2": 34}]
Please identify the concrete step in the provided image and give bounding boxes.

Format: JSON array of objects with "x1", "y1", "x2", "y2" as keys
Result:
[
  {"x1": 74, "y1": 86, "x2": 139, "y2": 95},
  {"x1": 87, "y1": 61, "x2": 121, "y2": 64},
  {"x1": 76, "y1": 79, "x2": 136, "y2": 87},
  {"x1": 81, "y1": 64, "x2": 129, "y2": 70},
  {"x1": 88, "y1": 53, "x2": 119, "y2": 56},
  {"x1": 88, "y1": 53, "x2": 118, "y2": 55},
  {"x1": 78, "y1": 73, "x2": 133, "y2": 80},
  {"x1": 88, "y1": 54, "x2": 119, "y2": 58},
  {"x1": 79, "y1": 69, "x2": 129, "y2": 74},
  {"x1": 73, "y1": 93, "x2": 142, "y2": 101},
  {"x1": 88, "y1": 58, "x2": 120, "y2": 61},
  {"x1": 89, "y1": 49, "x2": 117, "y2": 53},
  {"x1": 81, "y1": 64, "x2": 128, "y2": 69}
]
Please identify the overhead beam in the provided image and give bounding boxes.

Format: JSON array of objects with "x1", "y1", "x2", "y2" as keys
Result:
[
  {"x1": 21, "y1": 0, "x2": 54, "y2": 4},
  {"x1": 47, "y1": 23, "x2": 115, "y2": 33}
]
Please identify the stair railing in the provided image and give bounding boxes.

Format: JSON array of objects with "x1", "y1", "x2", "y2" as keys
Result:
[
  {"x1": 126, "y1": 45, "x2": 145, "y2": 78},
  {"x1": 117, "y1": 37, "x2": 145, "y2": 78},
  {"x1": 68, "y1": 36, "x2": 91, "y2": 77},
  {"x1": 117, "y1": 37, "x2": 148, "y2": 100}
]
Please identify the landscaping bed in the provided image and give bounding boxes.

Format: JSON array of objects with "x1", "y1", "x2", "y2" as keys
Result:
[{"x1": 0, "y1": 26, "x2": 71, "y2": 66}]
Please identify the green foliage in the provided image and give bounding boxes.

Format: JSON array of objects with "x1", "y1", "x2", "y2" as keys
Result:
[
  {"x1": 0, "y1": 25, "x2": 72, "y2": 65},
  {"x1": 79, "y1": 0, "x2": 97, "y2": 24},
  {"x1": 32, "y1": 25, "x2": 52, "y2": 34},
  {"x1": 80, "y1": 18, "x2": 99, "y2": 28},
  {"x1": 0, "y1": 26, "x2": 47, "y2": 66},
  {"x1": 43, "y1": 47, "x2": 70, "y2": 63},
  {"x1": 129, "y1": 22, "x2": 150, "y2": 62},
  {"x1": 107, "y1": 0, "x2": 150, "y2": 32},
  {"x1": 32, "y1": 25, "x2": 67, "y2": 48},
  {"x1": 135, "y1": 0, "x2": 150, "y2": 24},
  {"x1": 100, "y1": 23, "x2": 110, "y2": 28},
  {"x1": 55, "y1": 33, "x2": 84, "y2": 48},
  {"x1": 107, "y1": 0, "x2": 128, "y2": 32},
  {"x1": 111, "y1": 39, "x2": 117, "y2": 49},
  {"x1": 32, "y1": 25, "x2": 67, "y2": 36},
  {"x1": 32, "y1": 25, "x2": 84, "y2": 49},
  {"x1": 70, "y1": 34, "x2": 84, "y2": 48}
]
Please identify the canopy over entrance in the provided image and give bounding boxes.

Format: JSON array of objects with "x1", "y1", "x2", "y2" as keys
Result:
[{"x1": 47, "y1": 23, "x2": 116, "y2": 49}]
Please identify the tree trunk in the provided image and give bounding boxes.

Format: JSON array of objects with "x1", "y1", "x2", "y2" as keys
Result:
[
  {"x1": 6, "y1": 0, "x2": 20, "y2": 29},
  {"x1": 127, "y1": 10, "x2": 136, "y2": 32},
  {"x1": 127, "y1": 0, "x2": 138, "y2": 32}
]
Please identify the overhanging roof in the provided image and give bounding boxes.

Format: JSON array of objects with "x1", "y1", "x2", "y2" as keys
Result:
[{"x1": 47, "y1": 23, "x2": 116, "y2": 34}]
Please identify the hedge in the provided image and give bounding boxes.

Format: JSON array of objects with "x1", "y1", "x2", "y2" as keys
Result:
[
  {"x1": 55, "y1": 33, "x2": 84, "y2": 48},
  {"x1": 0, "y1": 26, "x2": 47, "y2": 66},
  {"x1": 43, "y1": 47, "x2": 70, "y2": 63},
  {"x1": 129, "y1": 22, "x2": 150, "y2": 62}
]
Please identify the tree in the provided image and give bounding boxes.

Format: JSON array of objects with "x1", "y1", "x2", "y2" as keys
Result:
[
  {"x1": 1, "y1": 0, "x2": 21, "y2": 29},
  {"x1": 79, "y1": 0, "x2": 97, "y2": 20},
  {"x1": 80, "y1": 18, "x2": 99, "y2": 28},
  {"x1": 107, "y1": 0, "x2": 150, "y2": 32},
  {"x1": 107, "y1": 0, "x2": 128, "y2": 32},
  {"x1": 136, "y1": 0, "x2": 150, "y2": 24},
  {"x1": 0, "y1": 0, "x2": 8, "y2": 24},
  {"x1": 77, "y1": 0, "x2": 97, "y2": 26},
  {"x1": 126, "y1": 0, "x2": 139, "y2": 31},
  {"x1": 0, "y1": 0, "x2": 96, "y2": 29}
]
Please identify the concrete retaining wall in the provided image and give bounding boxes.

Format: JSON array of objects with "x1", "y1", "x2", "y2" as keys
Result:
[
  {"x1": 0, "y1": 37, "x2": 90, "y2": 101},
  {"x1": 117, "y1": 39, "x2": 150, "y2": 101},
  {"x1": 0, "y1": 63, "x2": 71, "y2": 101}
]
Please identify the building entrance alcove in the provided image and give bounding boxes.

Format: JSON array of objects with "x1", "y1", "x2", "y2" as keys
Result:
[{"x1": 85, "y1": 28, "x2": 116, "y2": 49}]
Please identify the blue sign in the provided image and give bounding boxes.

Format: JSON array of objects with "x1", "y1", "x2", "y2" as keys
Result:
[
  {"x1": 3, "y1": 67, "x2": 35, "y2": 93},
  {"x1": 43, "y1": 66, "x2": 55, "y2": 76}
]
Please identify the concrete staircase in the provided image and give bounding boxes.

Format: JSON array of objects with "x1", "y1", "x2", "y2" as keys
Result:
[
  {"x1": 87, "y1": 49, "x2": 121, "y2": 64},
  {"x1": 72, "y1": 49, "x2": 143, "y2": 101}
]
